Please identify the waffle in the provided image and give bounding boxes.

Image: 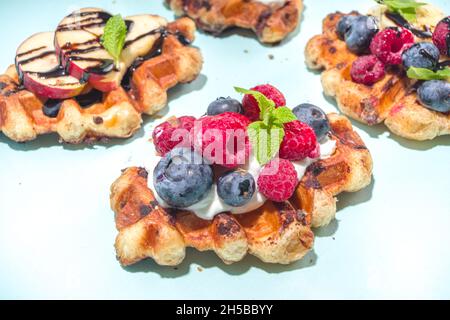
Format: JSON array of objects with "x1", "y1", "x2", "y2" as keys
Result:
[
  {"x1": 109, "y1": 113, "x2": 372, "y2": 267},
  {"x1": 305, "y1": 12, "x2": 450, "y2": 141},
  {"x1": 0, "y1": 18, "x2": 203, "y2": 144},
  {"x1": 166, "y1": 0, "x2": 303, "y2": 44}
]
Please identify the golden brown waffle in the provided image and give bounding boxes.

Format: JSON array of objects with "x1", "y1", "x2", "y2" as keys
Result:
[
  {"x1": 166, "y1": 0, "x2": 303, "y2": 44},
  {"x1": 109, "y1": 113, "x2": 372, "y2": 267},
  {"x1": 0, "y1": 18, "x2": 203, "y2": 144},
  {"x1": 305, "y1": 12, "x2": 450, "y2": 141}
]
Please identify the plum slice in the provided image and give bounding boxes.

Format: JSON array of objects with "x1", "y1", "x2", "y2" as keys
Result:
[
  {"x1": 15, "y1": 32, "x2": 86, "y2": 99},
  {"x1": 55, "y1": 8, "x2": 168, "y2": 92}
]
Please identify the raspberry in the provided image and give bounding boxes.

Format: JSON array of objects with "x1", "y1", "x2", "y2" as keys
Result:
[
  {"x1": 192, "y1": 112, "x2": 251, "y2": 168},
  {"x1": 257, "y1": 158, "x2": 298, "y2": 202},
  {"x1": 370, "y1": 28, "x2": 414, "y2": 65},
  {"x1": 152, "y1": 116, "x2": 196, "y2": 155},
  {"x1": 432, "y1": 17, "x2": 450, "y2": 56},
  {"x1": 351, "y1": 55, "x2": 386, "y2": 85},
  {"x1": 279, "y1": 120, "x2": 317, "y2": 161},
  {"x1": 242, "y1": 84, "x2": 286, "y2": 121}
]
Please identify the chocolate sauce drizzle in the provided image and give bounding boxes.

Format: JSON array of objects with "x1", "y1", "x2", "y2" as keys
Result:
[
  {"x1": 42, "y1": 89, "x2": 104, "y2": 118},
  {"x1": 385, "y1": 11, "x2": 432, "y2": 39},
  {"x1": 121, "y1": 28, "x2": 191, "y2": 90}
]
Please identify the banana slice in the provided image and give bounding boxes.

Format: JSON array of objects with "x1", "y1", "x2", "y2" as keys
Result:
[{"x1": 368, "y1": 3, "x2": 445, "y2": 36}]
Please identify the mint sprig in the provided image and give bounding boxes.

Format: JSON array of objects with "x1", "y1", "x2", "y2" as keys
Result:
[
  {"x1": 100, "y1": 14, "x2": 128, "y2": 70},
  {"x1": 375, "y1": 0, "x2": 426, "y2": 22},
  {"x1": 235, "y1": 87, "x2": 297, "y2": 165},
  {"x1": 407, "y1": 67, "x2": 450, "y2": 80}
]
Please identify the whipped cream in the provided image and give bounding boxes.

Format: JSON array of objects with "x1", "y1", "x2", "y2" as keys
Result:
[{"x1": 146, "y1": 137, "x2": 337, "y2": 221}]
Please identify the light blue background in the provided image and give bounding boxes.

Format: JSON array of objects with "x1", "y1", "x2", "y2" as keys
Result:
[{"x1": 0, "y1": 0, "x2": 449, "y2": 299}]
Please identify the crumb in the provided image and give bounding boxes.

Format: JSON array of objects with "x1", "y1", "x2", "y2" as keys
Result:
[
  {"x1": 197, "y1": 267, "x2": 204, "y2": 272},
  {"x1": 332, "y1": 237, "x2": 336, "y2": 240},
  {"x1": 268, "y1": 54, "x2": 274, "y2": 60},
  {"x1": 244, "y1": 49, "x2": 249, "y2": 54}
]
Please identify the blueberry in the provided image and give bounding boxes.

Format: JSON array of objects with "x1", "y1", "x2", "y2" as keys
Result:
[
  {"x1": 207, "y1": 97, "x2": 243, "y2": 116},
  {"x1": 402, "y1": 42, "x2": 440, "y2": 70},
  {"x1": 343, "y1": 15, "x2": 379, "y2": 54},
  {"x1": 336, "y1": 15, "x2": 359, "y2": 40},
  {"x1": 417, "y1": 80, "x2": 450, "y2": 113},
  {"x1": 292, "y1": 104, "x2": 331, "y2": 141},
  {"x1": 217, "y1": 170, "x2": 255, "y2": 207},
  {"x1": 154, "y1": 148, "x2": 213, "y2": 208}
]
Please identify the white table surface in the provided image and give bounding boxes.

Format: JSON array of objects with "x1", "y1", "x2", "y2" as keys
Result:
[{"x1": 0, "y1": 0, "x2": 449, "y2": 299}]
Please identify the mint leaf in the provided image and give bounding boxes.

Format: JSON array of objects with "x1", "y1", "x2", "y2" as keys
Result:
[
  {"x1": 236, "y1": 86, "x2": 298, "y2": 165},
  {"x1": 273, "y1": 107, "x2": 297, "y2": 124},
  {"x1": 376, "y1": 0, "x2": 426, "y2": 22},
  {"x1": 101, "y1": 14, "x2": 128, "y2": 70},
  {"x1": 248, "y1": 122, "x2": 284, "y2": 165},
  {"x1": 407, "y1": 67, "x2": 450, "y2": 80}
]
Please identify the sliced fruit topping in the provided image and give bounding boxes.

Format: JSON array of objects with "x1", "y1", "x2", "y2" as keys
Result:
[
  {"x1": 292, "y1": 103, "x2": 331, "y2": 141},
  {"x1": 351, "y1": 55, "x2": 386, "y2": 85},
  {"x1": 432, "y1": 17, "x2": 450, "y2": 57},
  {"x1": 417, "y1": 80, "x2": 450, "y2": 113},
  {"x1": 338, "y1": 15, "x2": 379, "y2": 54},
  {"x1": 370, "y1": 27, "x2": 414, "y2": 65},
  {"x1": 257, "y1": 158, "x2": 298, "y2": 202},
  {"x1": 279, "y1": 120, "x2": 317, "y2": 161},
  {"x1": 152, "y1": 116, "x2": 196, "y2": 156},
  {"x1": 242, "y1": 84, "x2": 286, "y2": 121},
  {"x1": 15, "y1": 32, "x2": 86, "y2": 99},
  {"x1": 207, "y1": 97, "x2": 243, "y2": 116},
  {"x1": 375, "y1": 0, "x2": 426, "y2": 24},
  {"x1": 154, "y1": 148, "x2": 213, "y2": 208},
  {"x1": 55, "y1": 8, "x2": 168, "y2": 92},
  {"x1": 217, "y1": 170, "x2": 256, "y2": 207},
  {"x1": 192, "y1": 112, "x2": 251, "y2": 169},
  {"x1": 402, "y1": 42, "x2": 440, "y2": 70}
]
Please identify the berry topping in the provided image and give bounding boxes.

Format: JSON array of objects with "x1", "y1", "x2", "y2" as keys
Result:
[
  {"x1": 242, "y1": 84, "x2": 286, "y2": 121},
  {"x1": 336, "y1": 15, "x2": 359, "y2": 40},
  {"x1": 402, "y1": 42, "x2": 440, "y2": 70},
  {"x1": 351, "y1": 55, "x2": 386, "y2": 85},
  {"x1": 207, "y1": 97, "x2": 243, "y2": 116},
  {"x1": 417, "y1": 80, "x2": 450, "y2": 113},
  {"x1": 257, "y1": 158, "x2": 299, "y2": 202},
  {"x1": 192, "y1": 112, "x2": 251, "y2": 168},
  {"x1": 279, "y1": 120, "x2": 317, "y2": 161},
  {"x1": 292, "y1": 103, "x2": 331, "y2": 141},
  {"x1": 432, "y1": 17, "x2": 450, "y2": 57},
  {"x1": 341, "y1": 15, "x2": 379, "y2": 54},
  {"x1": 217, "y1": 170, "x2": 256, "y2": 207},
  {"x1": 154, "y1": 148, "x2": 213, "y2": 208},
  {"x1": 370, "y1": 28, "x2": 414, "y2": 65},
  {"x1": 152, "y1": 116, "x2": 196, "y2": 156}
]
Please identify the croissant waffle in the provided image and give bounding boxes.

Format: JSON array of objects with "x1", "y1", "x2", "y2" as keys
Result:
[
  {"x1": 0, "y1": 17, "x2": 203, "y2": 144},
  {"x1": 109, "y1": 113, "x2": 373, "y2": 267},
  {"x1": 166, "y1": 0, "x2": 303, "y2": 44},
  {"x1": 305, "y1": 12, "x2": 450, "y2": 141}
]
